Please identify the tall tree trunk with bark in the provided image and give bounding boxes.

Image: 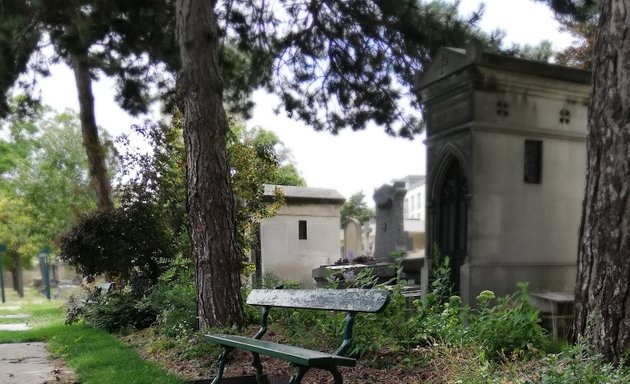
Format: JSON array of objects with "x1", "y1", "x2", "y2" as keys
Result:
[
  {"x1": 11, "y1": 255, "x2": 23, "y2": 298},
  {"x1": 573, "y1": 0, "x2": 630, "y2": 361},
  {"x1": 71, "y1": 53, "x2": 114, "y2": 211},
  {"x1": 175, "y1": 0, "x2": 245, "y2": 328}
]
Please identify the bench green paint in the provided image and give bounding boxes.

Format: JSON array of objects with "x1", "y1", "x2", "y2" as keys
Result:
[{"x1": 205, "y1": 288, "x2": 390, "y2": 384}]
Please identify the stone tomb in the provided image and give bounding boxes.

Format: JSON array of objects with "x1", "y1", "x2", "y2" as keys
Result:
[
  {"x1": 373, "y1": 182, "x2": 408, "y2": 262},
  {"x1": 415, "y1": 41, "x2": 589, "y2": 305}
]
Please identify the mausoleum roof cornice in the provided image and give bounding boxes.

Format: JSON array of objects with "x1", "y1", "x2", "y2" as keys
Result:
[
  {"x1": 415, "y1": 41, "x2": 591, "y2": 102},
  {"x1": 263, "y1": 184, "x2": 346, "y2": 205}
]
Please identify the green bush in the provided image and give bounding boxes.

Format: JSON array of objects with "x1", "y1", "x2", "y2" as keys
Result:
[
  {"x1": 413, "y1": 254, "x2": 468, "y2": 347},
  {"x1": 266, "y1": 265, "x2": 418, "y2": 357},
  {"x1": 145, "y1": 258, "x2": 197, "y2": 338},
  {"x1": 83, "y1": 291, "x2": 157, "y2": 332},
  {"x1": 65, "y1": 285, "x2": 158, "y2": 333},
  {"x1": 58, "y1": 200, "x2": 175, "y2": 283},
  {"x1": 535, "y1": 320, "x2": 630, "y2": 384},
  {"x1": 469, "y1": 282, "x2": 547, "y2": 360}
]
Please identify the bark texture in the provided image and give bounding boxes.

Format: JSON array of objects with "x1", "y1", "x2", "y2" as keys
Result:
[
  {"x1": 71, "y1": 53, "x2": 114, "y2": 211},
  {"x1": 175, "y1": 0, "x2": 245, "y2": 328},
  {"x1": 573, "y1": 0, "x2": 630, "y2": 361},
  {"x1": 11, "y1": 255, "x2": 23, "y2": 298}
]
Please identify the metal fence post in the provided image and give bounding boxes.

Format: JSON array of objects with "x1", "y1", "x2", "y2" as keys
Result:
[{"x1": 38, "y1": 248, "x2": 51, "y2": 300}]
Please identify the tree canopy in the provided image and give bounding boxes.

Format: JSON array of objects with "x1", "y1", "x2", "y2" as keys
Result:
[
  {"x1": 534, "y1": 0, "x2": 598, "y2": 70},
  {"x1": 0, "y1": 105, "x2": 98, "y2": 279},
  {"x1": 340, "y1": 191, "x2": 374, "y2": 228}
]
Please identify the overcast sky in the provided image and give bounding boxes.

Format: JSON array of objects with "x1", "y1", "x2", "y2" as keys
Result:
[{"x1": 37, "y1": 0, "x2": 574, "y2": 205}]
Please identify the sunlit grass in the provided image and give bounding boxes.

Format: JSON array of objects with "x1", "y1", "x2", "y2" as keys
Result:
[
  {"x1": 48, "y1": 324, "x2": 184, "y2": 384},
  {"x1": 0, "y1": 287, "x2": 184, "y2": 384}
]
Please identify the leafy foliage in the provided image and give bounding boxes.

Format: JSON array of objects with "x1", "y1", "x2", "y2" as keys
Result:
[
  {"x1": 340, "y1": 191, "x2": 374, "y2": 228},
  {"x1": 0, "y1": 105, "x2": 99, "y2": 273},
  {"x1": 221, "y1": 0, "x2": 504, "y2": 136},
  {"x1": 267, "y1": 252, "x2": 547, "y2": 360},
  {"x1": 144, "y1": 258, "x2": 197, "y2": 338},
  {"x1": 2, "y1": 1, "x2": 506, "y2": 137},
  {"x1": 58, "y1": 201, "x2": 175, "y2": 283},
  {"x1": 0, "y1": 3, "x2": 40, "y2": 116},
  {"x1": 535, "y1": 0, "x2": 598, "y2": 70},
  {"x1": 469, "y1": 283, "x2": 547, "y2": 360},
  {"x1": 516, "y1": 40, "x2": 554, "y2": 62},
  {"x1": 536, "y1": 341, "x2": 630, "y2": 383},
  {"x1": 65, "y1": 284, "x2": 159, "y2": 333},
  {"x1": 275, "y1": 163, "x2": 306, "y2": 187},
  {"x1": 117, "y1": 114, "x2": 189, "y2": 256},
  {"x1": 29, "y1": 0, "x2": 177, "y2": 116},
  {"x1": 0, "y1": 196, "x2": 38, "y2": 270},
  {"x1": 14, "y1": 110, "x2": 104, "y2": 241}
]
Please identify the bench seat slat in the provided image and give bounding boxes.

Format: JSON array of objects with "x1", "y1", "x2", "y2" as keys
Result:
[
  {"x1": 246, "y1": 289, "x2": 389, "y2": 313},
  {"x1": 205, "y1": 334, "x2": 356, "y2": 368}
]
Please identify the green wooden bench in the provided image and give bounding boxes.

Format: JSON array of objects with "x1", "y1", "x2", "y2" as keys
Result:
[{"x1": 205, "y1": 288, "x2": 391, "y2": 384}]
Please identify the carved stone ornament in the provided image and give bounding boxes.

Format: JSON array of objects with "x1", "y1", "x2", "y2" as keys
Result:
[
  {"x1": 559, "y1": 108, "x2": 571, "y2": 124},
  {"x1": 496, "y1": 100, "x2": 509, "y2": 117}
]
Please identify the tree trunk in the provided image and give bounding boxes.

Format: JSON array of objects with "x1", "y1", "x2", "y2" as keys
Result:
[
  {"x1": 175, "y1": 0, "x2": 245, "y2": 328},
  {"x1": 11, "y1": 255, "x2": 23, "y2": 298},
  {"x1": 71, "y1": 53, "x2": 114, "y2": 211},
  {"x1": 573, "y1": 0, "x2": 630, "y2": 361}
]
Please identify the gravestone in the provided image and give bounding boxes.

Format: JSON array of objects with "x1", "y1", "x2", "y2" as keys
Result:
[
  {"x1": 373, "y1": 182, "x2": 407, "y2": 263},
  {"x1": 362, "y1": 217, "x2": 374, "y2": 256},
  {"x1": 343, "y1": 218, "x2": 362, "y2": 262}
]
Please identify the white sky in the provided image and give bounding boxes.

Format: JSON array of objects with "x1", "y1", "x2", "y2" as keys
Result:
[{"x1": 38, "y1": 0, "x2": 573, "y2": 205}]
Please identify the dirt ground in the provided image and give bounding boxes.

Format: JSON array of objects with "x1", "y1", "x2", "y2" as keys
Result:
[{"x1": 125, "y1": 331, "x2": 440, "y2": 384}]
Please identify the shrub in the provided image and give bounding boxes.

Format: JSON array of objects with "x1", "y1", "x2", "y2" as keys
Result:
[
  {"x1": 536, "y1": 342, "x2": 630, "y2": 383},
  {"x1": 535, "y1": 317, "x2": 630, "y2": 383},
  {"x1": 408, "y1": 249, "x2": 547, "y2": 360},
  {"x1": 145, "y1": 258, "x2": 197, "y2": 338},
  {"x1": 469, "y1": 282, "x2": 547, "y2": 360},
  {"x1": 65, "y1": 285, "x2": 158, "y2": 333},
  {"x1": 58, "y1": 200, "x2": 175, "y2": 283}
]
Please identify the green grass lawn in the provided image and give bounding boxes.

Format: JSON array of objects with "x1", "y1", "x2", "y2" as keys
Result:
[{"x1": 0, "y1": 287, "x2": 183, "y2": 384}]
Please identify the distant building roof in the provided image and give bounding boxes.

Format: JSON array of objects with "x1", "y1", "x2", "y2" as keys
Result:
[
  {"x1": 264, "y1": 185, "x2": 345, "y2": 205},
  {"x1": 394, "y1": 175, "x2": 426, "y2": 190}
]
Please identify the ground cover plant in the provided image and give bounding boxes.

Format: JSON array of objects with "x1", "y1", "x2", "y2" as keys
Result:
[
  {"x1": 10, "y1": 254, "x2": 630, "y2": 383},
  {"x1": 107, "y1": 254, "x2": 630, "y2": 383}
]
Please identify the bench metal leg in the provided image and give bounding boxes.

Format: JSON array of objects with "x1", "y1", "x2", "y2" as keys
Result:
[
  {"x1": 251, "y1": 352, "x2": 265, "y2": 384},
  {"x1": 288, "y1": 366, "x2": 309, "y2": 384},
  {"x1": 328, "y1": 366, "x2": 343, "y2": 384},
  {"x1": 211, "y1": 347, "x2": 233, "y2": 384}
]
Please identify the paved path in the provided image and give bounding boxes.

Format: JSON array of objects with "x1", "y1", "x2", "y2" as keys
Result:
[
  {"x1": 0, "y1": 324, "x2": 31, "y2": 331},
  {"x1": 0, "y1": 343, "x2": 55, "y2": 384},
  {"x1": 0, "y1": 314, "x2": 30, "y2": 319},
  {"x1": 0, "y1": 314, "x2": 32, "y2": 331}
]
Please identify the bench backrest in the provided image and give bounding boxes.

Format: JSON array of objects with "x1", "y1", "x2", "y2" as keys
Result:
[{"x1": 246, "y1": 289, "x2": 390, "y2": 313}]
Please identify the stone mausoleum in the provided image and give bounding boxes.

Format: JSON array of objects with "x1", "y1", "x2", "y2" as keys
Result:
[
  {"x1": 415, "y1": 42, "x2": 590, "y2": 305},
  {"x1": 255, "y1": 185, "x2": 345, "y2": 287}
]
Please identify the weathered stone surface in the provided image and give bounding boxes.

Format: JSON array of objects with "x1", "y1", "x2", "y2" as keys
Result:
[
  {"x1": 343, "y1": 218, "x2": 362, "y2": 261},
  {"x1": 0, "y1": 343, "x2": 54, "y2": 383},
  {"x1": 373, "y1": 182, "x2": 407, "y2": 262}
]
